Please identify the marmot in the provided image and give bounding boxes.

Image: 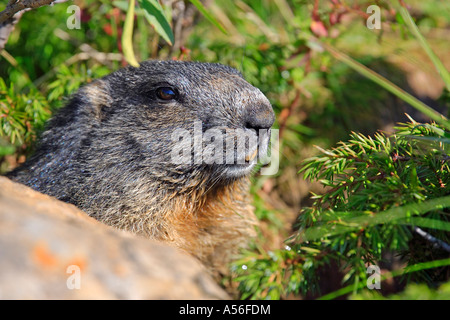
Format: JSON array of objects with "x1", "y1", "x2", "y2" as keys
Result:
[{"x1": 6, "y1": 60, "x2": 275, "y2": 272}]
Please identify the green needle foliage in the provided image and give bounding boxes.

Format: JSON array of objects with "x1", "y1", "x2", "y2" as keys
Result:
[
  {"x1": 233, "y1": 120, "x2": 450, "y2": 299},
  {"x1": 0, "y1": 79, "x2": 49, "y2": 147},
  {"x1": 1, "y1": 0, "x2": 449, "y2": 300},
  {"x1": 230, "y1": 1, "x2": 450, "y2": 300},
  {"x1": 0, "y1": 63, "x2": 109, "y2": 166}
]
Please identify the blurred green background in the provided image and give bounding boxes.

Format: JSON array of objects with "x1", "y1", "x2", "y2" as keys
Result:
[{"x1": 1, "y1": 0, "x2": 449, "y2": 299}]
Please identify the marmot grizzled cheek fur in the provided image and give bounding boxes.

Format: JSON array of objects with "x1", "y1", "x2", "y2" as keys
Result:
[{"x1": 6, "y1": 60, "x2": 275, "y2": 271}]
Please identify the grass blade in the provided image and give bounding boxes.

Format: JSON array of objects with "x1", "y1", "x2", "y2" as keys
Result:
[
  {"x1": 138, "y1": 0, "x2": 174, "y2": 46},
  {"x1": 397, "y1": 0, "x2": 450, "y2": 92},
  {"x1": 189, "y1": 0, "x2": 228, "y2": 35},
  {"x1": 317, "y1": 41, "x2": 450, "y2": 131},
  {"x1": 122, "y1": 0, "x2": 140, "y2": 67},
  {"x1": 297, "y1": 195, "x2": 450, "y2": 242}
]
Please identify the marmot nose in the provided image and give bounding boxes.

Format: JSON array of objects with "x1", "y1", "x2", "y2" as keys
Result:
[{"x1": 243, "y1": 103, "x2": 275, "y2": 131}]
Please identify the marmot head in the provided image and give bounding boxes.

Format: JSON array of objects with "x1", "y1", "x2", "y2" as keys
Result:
[
  {"x1": 23, "y1": 60, "x2": 275, "y2": 195},
  {"x1": 8, "y1": 61, "x2": 274, "y2": 263},
  {"x1": 67, "y1": 60, "x2": 275, "y2": 191}
]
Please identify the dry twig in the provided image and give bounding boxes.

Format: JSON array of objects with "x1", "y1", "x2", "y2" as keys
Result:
[{"x1": 0, "y1": 0, "x2": 62, "y2": 50}]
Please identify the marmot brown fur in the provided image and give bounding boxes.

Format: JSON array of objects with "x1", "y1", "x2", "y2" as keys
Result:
[{"x1": 6, "y1": 60, "x2": 275, "y2": 272}]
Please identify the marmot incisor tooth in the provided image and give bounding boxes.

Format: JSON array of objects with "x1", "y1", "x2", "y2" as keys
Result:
[{"x1": 6, "y1": 60, "x2": 275, "y2": 272}]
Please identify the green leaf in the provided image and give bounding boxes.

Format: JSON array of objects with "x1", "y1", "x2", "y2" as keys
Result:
[
  {"x1": 188, "y1": 0, "x2": 228, "y2": 35},
  {"x1": 122, "y1": 0, "x2": 140, "y2": 67},
  {"x1": 138, "y1": 0, "x2": 174, "y2": 46},
  {"x1": 402, "y1": 217, "x2": 450, "y2": 232}
]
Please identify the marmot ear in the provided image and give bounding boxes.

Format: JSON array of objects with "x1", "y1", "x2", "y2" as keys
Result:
[{"x1": 78, "y1": 80, "x2": 112, "y2": 120}]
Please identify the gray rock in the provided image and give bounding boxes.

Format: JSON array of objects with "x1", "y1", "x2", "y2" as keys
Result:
[{"x1": 0, "y1": 177, "x2": 228, "y2": 299}]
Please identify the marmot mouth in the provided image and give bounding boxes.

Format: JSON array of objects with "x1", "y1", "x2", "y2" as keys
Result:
[
  {"x1": 220, "y1": 132, "x2": 271, "y2": 179},
  {"x1": 223, "y1": 162, "x2": 256, "y2": 178}
]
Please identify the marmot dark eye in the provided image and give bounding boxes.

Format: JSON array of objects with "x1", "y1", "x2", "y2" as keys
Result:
[{"x1": 156, "y1": 87, "x2": 177, "y2": 100}]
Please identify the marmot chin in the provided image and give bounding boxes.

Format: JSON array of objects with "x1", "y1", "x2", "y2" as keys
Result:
[{"x1": 7, "y1": 60, "x2": 275, "y2": 272}]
